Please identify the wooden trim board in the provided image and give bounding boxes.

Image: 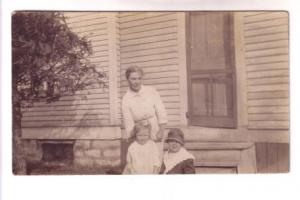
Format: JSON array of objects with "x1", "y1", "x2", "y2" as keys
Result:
[{"x1": 22, "y1": 127, "x2": 121, "y2": 140}]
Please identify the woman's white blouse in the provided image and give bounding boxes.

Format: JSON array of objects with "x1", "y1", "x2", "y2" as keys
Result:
[{"x1": 122, "y1": 85, "x2": 168, "y2": 139}]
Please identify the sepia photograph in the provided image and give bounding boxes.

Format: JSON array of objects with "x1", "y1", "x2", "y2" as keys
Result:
[{"x1": 11, "y1": 11, "x2": 289, "y2": 175}]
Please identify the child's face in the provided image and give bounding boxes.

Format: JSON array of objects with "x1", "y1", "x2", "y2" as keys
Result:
[
  {"x1": 136, "y1": 128, "x2": 150, "y2": 145},
  {"x1": 168, "y1": 141, "x2": 182, "y2": 153}
]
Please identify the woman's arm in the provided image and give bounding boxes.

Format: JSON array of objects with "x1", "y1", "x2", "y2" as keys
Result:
[
  {"x1": 122, "y1": 97, "x2": 134, "y2": 139},
  {"x1": 152, "y1": 88, "x2": 168, "y2": 141},
  {"x1": 152, "y1": 141, "x2": 162, "y2": 174},
  {"x1": 153, "y1": 89, "x2": 168, "y2": 124},
  {"x1": 156, "y1": 123, "x2": 166, "y2": 141}
]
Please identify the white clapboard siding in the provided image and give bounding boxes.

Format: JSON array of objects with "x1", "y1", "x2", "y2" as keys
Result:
[
  {"x1": 121, "y1": 33, "x2": 178, "y2": 48},
  {"x1": 120, "y1": 58, "x2": 178, "y2": 69},
  {"x1": 119, "y1": 12, "x2": 181, "y2": 126},
  {"x1": 243, "y1": 12, "x2": 289, "y2": 130},
  {"x1": 248, "y1": 90, "x2": 289, "y2": 100},
  {"x1": 248, "y1": 106, "x2": 289, "y2": 114},
  {"x1": 21, "y1": 12, "x2": 113, "y2": 128},
  {"x1": 70, "y1": 23, "x2": 108, "y2": 33},
  {"x1": 120, "y1": 77, "x2": 179, "y2": 86},
  {"x1": 246, "y1": 62, "x2": 288, "y2": 72},
  {"x1": 245, "y1": 47, "x2": 289, "y2": 58},
  {"x1": 21, "y1": 104, "x2": 110, "y2": 113},
  {"x1": 67, "y1": 16, "x2": 107, "y2": 27},
  {"x1": 247, "y1": 77, "x2": 289, "y2": 86},
  {"x1": 244, "y1": 18, "x2": 288, "y2": 31},
  {"x1": 66, "y1": 13, "x2": 107, "y2": 24},
  {"x1": 120, "y1": 13, "x2": 177, "y2": 29},
  {"x1": 22, "y1": 114, "x2": 110, "y2": 122},
  {"x1": 121, "y1": 70, "x2": 179, "y2": 81},
  {"x1": 120, "y1": 52, "x2": 179, "y2": 64},
  {"x1": 22, "y1": 109, "x2": 110, "y2": 117},
  {"x1": 121, "y1": 44, "x2": 178, "y2": 59},
  {"x1": 29, "y1": 98, "x2": 109, "y2": 107},
  {"x1": 119, "y1": 12, "x2": 173, "y2": 23},
  {"x1": 248, "y1": 113, "x2": 289, "y2": 121},
  {"x1": 247, "y1": 69, "x2": 289, "y2": 79},
  {"x1": 248, "y1": 121, "x2": 289, "y2": 129},
  {"x1": 120, "y1": 64, "x2": 178, "y2": 74},
  {"x1": 244, "y1": 24, "x2": 288, "y2": 37},
  {"x1": 121, "y1": 39, "x2": 178, "y2": 53},
  {"x1": 245, "y1": 39, "x2": 289, "y2": 51},
  {"x1": 22, "y1": 119, "x2": 111, "y2": 128}
]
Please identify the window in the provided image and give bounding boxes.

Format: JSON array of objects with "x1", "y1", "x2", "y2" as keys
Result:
[{"x1": 186, "y1": 12, "x2": 237, "y2": 128}]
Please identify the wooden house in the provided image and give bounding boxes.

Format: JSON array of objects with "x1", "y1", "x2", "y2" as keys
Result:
[{"x1": 21, "y1": 11, "x2": 289, "y2": 173}]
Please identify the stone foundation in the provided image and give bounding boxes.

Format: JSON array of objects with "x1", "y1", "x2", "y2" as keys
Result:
[
  {"x1": 73, "y1": 140, "x2": 121, "y2": 168},
  {"x1": 23, "y1": 139, "x2": 121, "y2": 170},
  {"x1": 23, "y1": 139, "x2": 43, "y2": 162}
]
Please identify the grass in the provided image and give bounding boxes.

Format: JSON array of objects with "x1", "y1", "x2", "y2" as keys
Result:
[{"x1": 26, "y1": 161, "x2": 124, "y2": 175}]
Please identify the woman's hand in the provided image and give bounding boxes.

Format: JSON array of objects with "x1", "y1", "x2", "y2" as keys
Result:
[
  {"x1": 156, "y1": 129, "x2": 164, "y2": 142},
  {"x1": 156, "y1": 123, "x2": 166, "y2": 142}
]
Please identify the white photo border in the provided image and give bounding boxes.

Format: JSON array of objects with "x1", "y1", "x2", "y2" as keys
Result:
[{"x1": 1, "y1": 1, "x2": 300, "y2": 200}]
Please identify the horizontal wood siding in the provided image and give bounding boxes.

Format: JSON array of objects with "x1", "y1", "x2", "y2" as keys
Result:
[
  {"x1": 243, "y1": 12, "x2": 289, "y2": 130},
  {"x1": 21, "y1": 12, "x2": 112, "y2": 128},
  {"x1": 119, "y1": 12, "x2": 181, "y2": 126}
]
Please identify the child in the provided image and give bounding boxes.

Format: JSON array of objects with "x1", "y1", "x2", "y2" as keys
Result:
[
  {"x1": 123, "y1": 122, "x2": 161, "y2": 174},
  {"x1": 160, "y1": 128, "x2": 195, "y2": 174}
]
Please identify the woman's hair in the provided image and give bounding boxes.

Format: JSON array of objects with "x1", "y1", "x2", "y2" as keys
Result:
[
  {"x1": 133, "y1": 122, "x2": 151, "y2": 136},
  {"x1": 125, "y1": 66, "x2": 144, "y2": 80}
]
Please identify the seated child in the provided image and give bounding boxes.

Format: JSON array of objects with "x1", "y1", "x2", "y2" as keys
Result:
[
  {"x1": 123, "y1": 122, "x2": 161, "y2": 174},
  {"x1": 160, "y1": 128, "x2": 195, "y2": 174}
]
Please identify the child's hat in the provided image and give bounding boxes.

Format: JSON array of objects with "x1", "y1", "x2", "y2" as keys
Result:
[{"x1": 166, "y1": 128, "x2": 184, "y2": 145}]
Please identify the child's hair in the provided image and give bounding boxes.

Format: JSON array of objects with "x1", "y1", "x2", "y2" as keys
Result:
[
  {"x1": 166, "y1": 128, "x2": 185, "y2": 145},
  {"x1": 133, "y1": 122, "x2": 151, "y2": 136}
]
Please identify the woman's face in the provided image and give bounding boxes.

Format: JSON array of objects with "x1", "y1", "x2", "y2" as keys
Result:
[
  {"x1": 128, "y1": 71, "x2": 142, "y2": 92},
  {"x1": 168, "y1": 141, "x2": 182, "y2": 153}
]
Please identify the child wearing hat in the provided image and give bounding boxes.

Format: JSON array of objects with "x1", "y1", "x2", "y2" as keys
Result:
[
  {"x1": 123, "y1": 122, "x2": 161, "y2": 174},
  {"x1": 160, "y1": 128, "x2": 195, "y2": 174}
]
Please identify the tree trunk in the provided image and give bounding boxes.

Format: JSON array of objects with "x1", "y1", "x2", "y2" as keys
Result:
[{"x1": 12, "y1": 88, "x2": 27, "y2": 174}]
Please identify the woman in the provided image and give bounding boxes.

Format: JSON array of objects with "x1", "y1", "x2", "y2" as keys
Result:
[{"x1": 122, "y1": 66, "x2": 168, "y2": 142}]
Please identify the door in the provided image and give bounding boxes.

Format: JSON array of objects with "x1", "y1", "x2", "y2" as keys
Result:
[{"x1": 186, "y1": 12, "x2": 236, "y2": 128}]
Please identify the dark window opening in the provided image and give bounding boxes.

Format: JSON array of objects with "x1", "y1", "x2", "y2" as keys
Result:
[{"x1": 42, "y1": 141, "x2": 74, "y2": 164}]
